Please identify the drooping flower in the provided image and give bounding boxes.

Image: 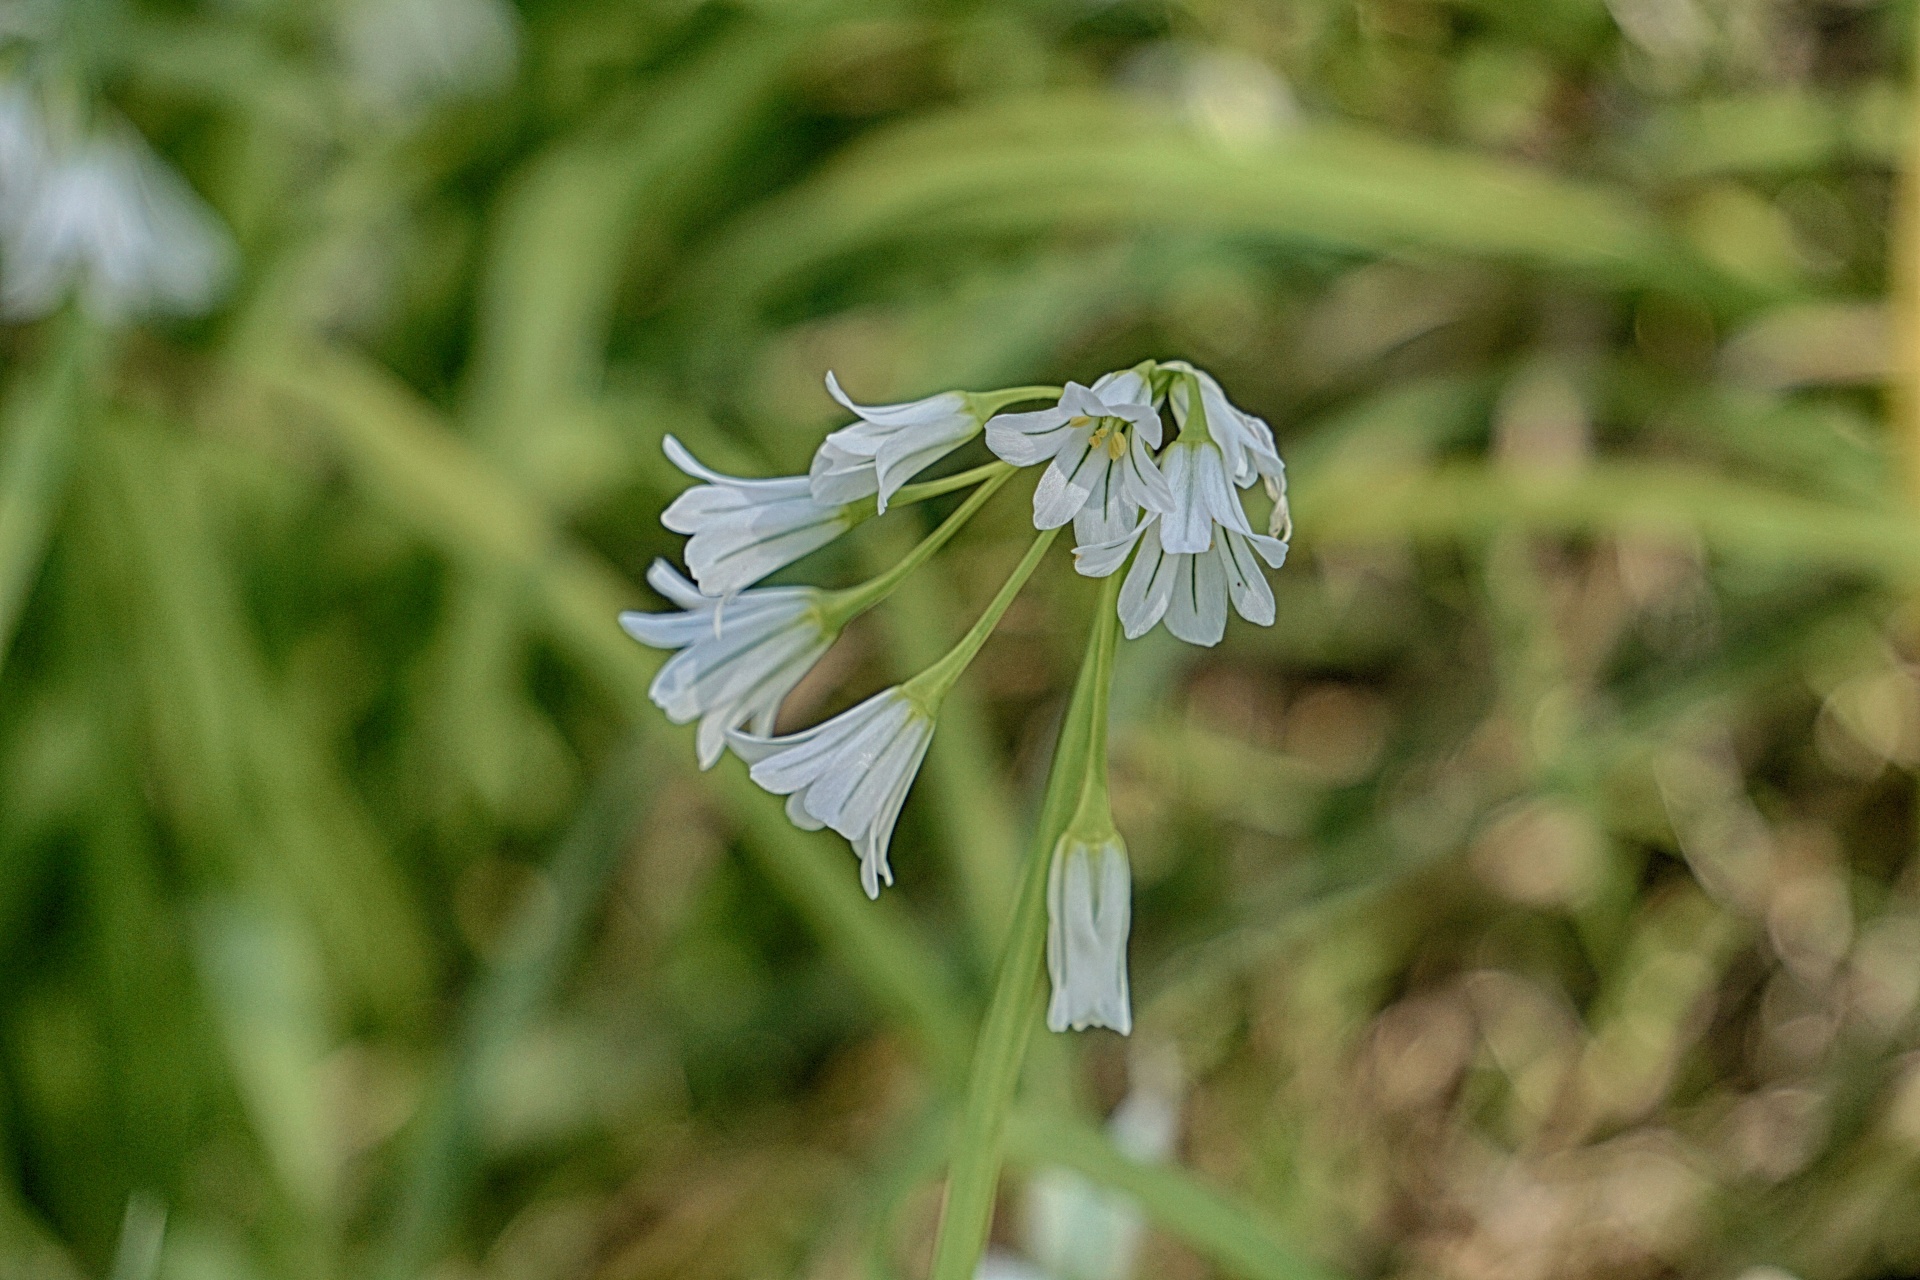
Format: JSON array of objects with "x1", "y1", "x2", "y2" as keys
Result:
[
  {"x1": 1162, "y1": 359, "x2": 1283, "y2": 487},
  {"x1": 729, "y1": 687, "x2": 936, "y2": 899},
  {"x1": 1075, "y1": 513, "x2": 1284, "y2": 647},
  {"x1": 1, "y1": 125, "x2": 235, "y2": 322},
  {"x1": 661, "y1": 435, "x2": 860, "y2": 598},
  {"x1": 619, "y1": 561, "x2": 834, "y2": 770},
  {"x1": 1046, "y1": 832, "x2": 1132, "y2": 1034},
  {"x1": 809, "y1": 372, "x2": 982, "y2": 512},
  {"x1": 984, "y1": 368, "x2": 1172, "y2": 545}
]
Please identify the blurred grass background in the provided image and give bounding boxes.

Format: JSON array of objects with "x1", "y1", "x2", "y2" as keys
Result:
[{"x1": 6, "y1": 0, "x2": 1920, "y2": 1278}]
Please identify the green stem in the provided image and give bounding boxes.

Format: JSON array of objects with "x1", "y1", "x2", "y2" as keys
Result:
[
  {"x1": 887, "y1": 459, "x2": 1014, "y2": 509},
  {"x1": 821, "y1": 466, "x2": 1014, "y2": 628},
  {"x1": 926, "y1": 572, "x2": 1123, "y2": 1280},
  {"x1": 906, "y1": 525, "x2": 1061, "y2": 708}
]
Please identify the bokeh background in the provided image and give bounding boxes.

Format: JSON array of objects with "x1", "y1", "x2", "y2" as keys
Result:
[{"x1": 5, "y1": 1, "x2": 1920, "y2": 1278}]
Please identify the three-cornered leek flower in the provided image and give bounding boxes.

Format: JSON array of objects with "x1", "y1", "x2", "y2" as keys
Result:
[
  {"x1": 1046, "y1": 831, "x2": 1133, "y2": 1033},
  {"x1": 618, "y1": 561, "x2": 833, "y2": 770},
  {"x1": 1, "y1": 124, "x2": 234, "y2": 322},
  {"x1": 1072, "y1": 365, "x2": 1288, "y2": 646},
  {"x1": 984, "y1": 367, "x2": 1172, "y2": 546},
  {"x1": 809, "y1": 372, "x2": 983, "y2": 512},
  {"x1": 729, "y1": 688, "x2": 936, "y2": 900},
  {"x1": 661, "y1": 435, "x2": 859, "y2": 598}
]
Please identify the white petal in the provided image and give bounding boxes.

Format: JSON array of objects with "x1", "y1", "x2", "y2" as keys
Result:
[
  {"x1": 1121, "y1": 427, "x2": 1173, "y2": 514},
  {"x1": 1046, "y1": 837, "x2": 1132, "y2": 1034},
  {"x1": 825, "y1": 370, "x2": 969, "y2": 428},
  {"x1": 1218, "y1": 532, "x2": 1275, "y2": 627},
  {"x1": 1032, "y1": 430, "x2": 1100, "y2": 530},
  {"x1": 662, "y1": 436, "x2": 812, "y2": 499},
  {"x1": 1158, "y1": 444, "x2": 1213, "y2": 556},
  {"x1": 985, "y1": 406, "x2": 1074, "y2": 466},
  {"x1": 808, "y1": 438, "x2": 881, "y2": 505},
  {"x1": 1073, "y1": 516, "x2": 1148, "y2": 579},
  {"x1": 872, "y1": 416, "x2": 977, "y2": 510},
  {"x1": 1163, "y1": 544, "x2": 1228, "y2": 647},
  {"x1": 1116, "y1": 522, "x2": 1176, "y2": 638},
  {"x1": 1195, "y1": 444, "x2": 1255, "y2": 537}
]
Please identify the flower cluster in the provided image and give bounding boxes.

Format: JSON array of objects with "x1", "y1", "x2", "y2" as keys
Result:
[
  {"x1": 0, "y1": 83, "x2": 234, "y2": 324},
  {"x1": 624, "y1": 361, "x2": 1290, "y2": 1033}
]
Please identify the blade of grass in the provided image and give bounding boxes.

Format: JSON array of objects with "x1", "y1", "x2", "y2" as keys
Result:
[
  {"x1": 246, "y1": 344, "x2": 971, "y2": 1067},
  {"x1": 377, "y1": 738, "x2": 654, "y2": 1280},
  {"x1": 679, "y1": 94, "x2": 1764, "y2": 327},
  {"x1": 1002, "y1": 1108, "x2": 1344, "y2": 1280},
  {"x1": 0, "y1": 310, "x2": 98, "y2": 680}
]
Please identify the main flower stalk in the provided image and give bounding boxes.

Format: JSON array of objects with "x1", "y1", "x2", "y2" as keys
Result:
[{"x1": 926, "y1": 571, "x2": 1123, "y2": 1280}]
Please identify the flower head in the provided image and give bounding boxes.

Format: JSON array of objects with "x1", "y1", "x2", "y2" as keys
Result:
[
  {"x1": 661, "y1": 435, "x2": 859, "y2": 598},
  {"x1": 1075, "y1": 513, "x2": 1284, "y2": 647},
  {"x1": 2, "y1": 125, "x2": 234, "y2": 323},
  {"x1": 620, "y1": 561, "x2": 834, "y2": 769},
  {"x1": 1046, "y1": 832, "x2": 1132, "y2": 1034},
  {"x1": 729, "y1": 687, "x2": 935, "y2": 899},
  {"x1": 809, "y1": 372, "x2": 981, "y2": 512},
  {"x1": 985, "y1": 368, "x2": 1171, "y2": 545}
]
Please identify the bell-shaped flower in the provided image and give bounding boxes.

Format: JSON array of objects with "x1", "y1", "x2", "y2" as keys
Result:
[
  {"x1": 619, "y1": 560, "x2": 834, "y2": 770},
  {"x1": 661, "y1": 435, "x2": 860, "y2": 598},
  {"x1": 1075, "y1": 513, "x2": 1286, "y2": 647},
  {"x1": 729, "y1": 687, "x2": 935, "y2": 900},
  {"x1": 984, "y1": 369, "x2": 1172, "y2": 545},
  {"x1": 1162, "y1": 359, "x2": 1284, "y2": 491},
  {"x1": 1046, "y1": 831, "x2": 1133, "y2": 1034},
  {"x1": 2, "y1": 125, "x2": 235, "y2": 323},
  {"x1": 809, "y1": 372, "x2": 982, "y2": 512}
]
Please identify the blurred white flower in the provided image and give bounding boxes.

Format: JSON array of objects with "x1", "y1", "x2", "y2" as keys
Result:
[
  {"x1": 810, "y1": 372, "x2": 981, "y2": 511},
  {"x1": 1, "y1": 124, "x2": 235, "y2": 322},
  {"x1": 661, "y1": 435, "x2": 860, "y2": 599},
  {"x1": 338, "y1": 0, "x2": 519, "y2": 116},
  {"x1": 619, "y1": 560, "x2": 834, "y2": 770},
  {"x1": 729, "y1": 687, "x2": 935, "y2": 900},
  {"x1": 985, "y1": 368, "x2": 1171, "y2": 545},
  {"x1": 1023, "y1": 1048, "x2": 1184, "y2": 1280},
  {"x1": 1046, "y1": 833, "x2": 1132, "y2": 1034}
]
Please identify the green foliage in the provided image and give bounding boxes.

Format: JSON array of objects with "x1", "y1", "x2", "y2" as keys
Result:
[{"x1": 2, "y1": 1, "x2": 1918, "y2": 1278}]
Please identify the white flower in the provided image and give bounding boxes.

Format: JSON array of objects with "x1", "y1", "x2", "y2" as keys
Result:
[
  {"x1": 985, "y1": 369, "x2": 1172, "y2": 545},
  {"x1": 661, "y1": 435, "x2": 859, "y2": 598},
  {"x1": 1046, "y1": 833, "x2": 1132, "y2": 1034},
  {"x1": 619, "y1": 561, "x2": 833, "y2": 770},
  {"x1": 1075, "y1": 514, "x2": 1285, "y2": 647},
  {"x1": 1162, "y1": 359, "x2": 1283, "y2": 489},
  {"x1": 729, "y1": 688, "x2": 935, "y2": 899},
  {"x1": 1073, "y1": 363, "x2": 1289, "y2": 646},
  {"x1": 1, "y1": 126, "x2": 234, "y2": 323},
  {"x1": 338, "y1": 0, "x2": 520, "y2": 115},
  {"x1": 809, "y1": 372, "x2": 982, "y2": 512},
  {"x1": 1024, "y1": 1048, "x2": 1182, "y2": 1280}
]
